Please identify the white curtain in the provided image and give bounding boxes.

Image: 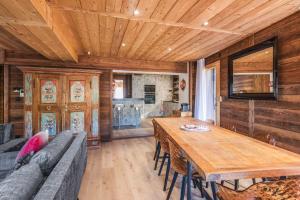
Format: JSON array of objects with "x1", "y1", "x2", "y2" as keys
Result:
[{"x1": 194, "y1": 59, "x2": 215, "y2": 121}]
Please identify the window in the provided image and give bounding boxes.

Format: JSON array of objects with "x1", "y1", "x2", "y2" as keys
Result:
[{"x1": 113, "y1": 80, "x2": 124, "y2": 99}]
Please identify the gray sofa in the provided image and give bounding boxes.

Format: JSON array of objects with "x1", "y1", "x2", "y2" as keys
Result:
[
  {"x1": 0, "y1": 123, "x2": 28, "y2": 181},
  {"x1": 0, "y1": 130, "x2": 87, "y2": 200}
]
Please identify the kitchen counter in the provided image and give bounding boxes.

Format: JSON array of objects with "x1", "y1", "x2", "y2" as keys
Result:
[
  {"x1": 112, "y1": 98, "x2": 144, "y2": 127},
  {"x1": 163, "y1": 101, "x2": 180, "y2": 116}
]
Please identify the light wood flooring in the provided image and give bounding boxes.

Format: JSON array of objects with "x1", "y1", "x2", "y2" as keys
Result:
[
  {"x1": 79, "y1": 137, "x2": 255, "y2": 200},
  {"x1": 112, "y1": 118, "x2": 154, "y2": 139}
]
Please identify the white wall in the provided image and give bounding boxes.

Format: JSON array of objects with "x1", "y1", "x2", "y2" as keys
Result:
[
  {"x1": 179, "y1": 73, "x2": 189, "y2": 105},
  {"x1": 132, "y1": 74, "x2": 173, "y2": 117}
]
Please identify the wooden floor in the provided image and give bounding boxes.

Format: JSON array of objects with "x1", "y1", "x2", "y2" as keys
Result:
[
  {"x1": 79, "y1": 137, "x2": 255, "y2": 200},
  {"x1": 79, "y1": 137, "x2": 205, "y2": 200},
  {"x1": 112, "y1": 118, "x2": 154, "y2": 139}
]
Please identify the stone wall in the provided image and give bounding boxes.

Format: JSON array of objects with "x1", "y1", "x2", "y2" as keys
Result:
[{"x1": 132, "y1": 74, "x2": 173, "y2": 117}]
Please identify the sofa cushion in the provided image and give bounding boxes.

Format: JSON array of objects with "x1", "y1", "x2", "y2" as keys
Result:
[
  {"x1": 33, "y1": 131, "x2": 87, "y2": 200},
  {"x1": 0, "y1": 151, "x2": 19, "y2": 181},
  {"x1": 0, "y1": 138, "x2": 27, "y2": 154},
  {"x1": 0, "y1": 124, "x2": 13, "y2": 145},
  {"x1": 0, "y1": 163, "x2": 43, "y2": 200},
  {"x1": 0, "y1": 151, "x2": 18, "y2": 171},
  {"x1": 30, "y1": 131, "x2": 74, "y2": 175}
]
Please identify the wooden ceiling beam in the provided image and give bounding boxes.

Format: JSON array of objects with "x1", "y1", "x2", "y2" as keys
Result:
[
  {"x1": 0, "y1": 16, "x2": 48, "y2": 27},
  {"x1": 30, "y1": 0, "x2": 78, "y2": 62},
  {"x1": 4, "y1": 52, "x2": 187, "y2": 73},
  {"x1": 0, "y1": 0, "x2": 80, "y2": 62},
  {"x1": 49, "y1": 5, "x2": 244, "y2": 35}
]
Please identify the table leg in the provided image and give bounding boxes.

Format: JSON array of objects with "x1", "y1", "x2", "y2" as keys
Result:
[
  {"x1": 210, "y1": 181, "x2": 218, "y2": 200},
  {"x1": 187, "y1": 161, "x2": 192, "y2": 200}
]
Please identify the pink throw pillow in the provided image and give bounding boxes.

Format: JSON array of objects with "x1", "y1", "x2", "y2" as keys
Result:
[{"x1": 16, "y1": 131, "x2": 49, "y2": 164}]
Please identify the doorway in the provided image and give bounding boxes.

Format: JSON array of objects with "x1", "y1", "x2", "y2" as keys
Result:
[{"x1": 205, "y1": 61, "x2": 220, "y2": 125}]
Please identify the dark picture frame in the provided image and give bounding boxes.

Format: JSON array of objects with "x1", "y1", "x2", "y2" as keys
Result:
[{"x1": 228, "y1": 37, "x2": 278, "y2": 100}]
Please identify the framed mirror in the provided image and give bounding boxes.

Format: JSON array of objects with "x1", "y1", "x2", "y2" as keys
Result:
[{"x1": 228, "y1": 37, "x2": 278, "y2": 100}]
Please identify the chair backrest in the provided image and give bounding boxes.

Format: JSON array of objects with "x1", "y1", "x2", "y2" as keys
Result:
[
  {"x1": 158, "y1": 126, "x2": 169, "y2": 154},
  {"x1": 218, "y1": 177, "x2": 300, "y2": 200},
  {"x1": 206, "y1": 119, "x2": 215, "y2": 125},
  {"x1": 152, "y1": 119, "x2": 159, "y2": 140},
  {"x1": 168, "y1": 138, "x2": 187, "y2": 175}
]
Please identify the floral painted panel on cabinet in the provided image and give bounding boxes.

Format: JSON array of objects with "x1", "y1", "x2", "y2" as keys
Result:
[
  {"x1": 70, "y1": 81, "x2": 85, "y2": 102},
  {"x1": 91, "y1": 76, "x2": 99, "y2": 104},
  {"x1": 92, "y1": 109, "x2": 99, "y2": 137},
  {"x1": 24, "y1": 74, "x2": 32, "y2": 106},
  {"x1": 70, "y1": 112, "x2": 84, "y2": 132},
  {"x1": 41, "y1": 80, "x2": 57, "y2": 104},
  {"x1": 25, "y1": 111, "x2": 32, "y2": 137},
  {"x1": 41, "y1": 113, "x2": 57, "y2": 136}
]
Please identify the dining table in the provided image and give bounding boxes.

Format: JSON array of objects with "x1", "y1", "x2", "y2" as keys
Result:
[{"x1": 154, "y1": 117, "x2": 300, "y2": 200}]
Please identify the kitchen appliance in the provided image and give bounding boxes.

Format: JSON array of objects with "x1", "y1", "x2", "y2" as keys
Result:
[
  {"x1": 144, "y1": 85, "x2": 155, "y2": 104},
  {"x1": 181, "y1": 103, "x2": 189, "y2": 112}
]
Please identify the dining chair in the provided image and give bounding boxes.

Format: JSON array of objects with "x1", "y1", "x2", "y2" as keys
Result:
[
  {"x1": 217, "y1": 177, "x2": 300, "y2": 200},
  {"x1": 152, "y1": 119, "x2": 161, "y2": 170},
  {"x1": 157, "y1": 127, "x2": 171, "y2": 191},
  {"x1": 166, "y1": 138, "x2": 204, "y2": 200}
]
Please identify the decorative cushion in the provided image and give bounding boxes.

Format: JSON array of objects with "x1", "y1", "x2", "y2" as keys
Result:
[
  {"x1": 15, "y1": 131, "x2": 48, "y2": 169},
  {"x1": 30, "y1": 131, "x2": 74, "y2": 175},
  {"x1": 0, "y1": 163, "x2": 43, "y2": 200}
]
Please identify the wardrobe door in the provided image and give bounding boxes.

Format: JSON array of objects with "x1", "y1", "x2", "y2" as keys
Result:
[
  {"x1": 64, "y1": 75, "x2": 91, "y2": 136},
  {"x1": 34, "y1": 74, "x2": 63, "y2": 136}
]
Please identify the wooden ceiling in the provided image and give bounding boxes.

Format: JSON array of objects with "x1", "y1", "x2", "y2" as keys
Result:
[{"x1": 0, "y1": 0, "x2": 299, "y2": 63}]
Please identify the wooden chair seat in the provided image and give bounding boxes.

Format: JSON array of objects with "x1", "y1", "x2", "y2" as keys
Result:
[{"x1": 217, "y1": 177, "x2": 300, "y2": 200}]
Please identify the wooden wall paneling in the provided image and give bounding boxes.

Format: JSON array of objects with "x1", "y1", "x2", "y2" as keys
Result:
[
  {"x1": 188, "y1": 61, "x2": 197, "y2": 115},
  {"x1": 99, "y1": 70, "x2": 113, "y2": 142},
  {"x1": 3, "y1": 65, "x2": 9, "y2": 123},
  {"x1": 8, "y1": 66, "x2": 24, "y2": 136},
  {"x1": 0, "y1": 50, "x2": 4, "y2": 64},
  {"x1": 0, "y1": 65, "x2": 3, "y2": 123},
  {"x1": 204, "y1": 11, "x2": 300, "y2": 153}
]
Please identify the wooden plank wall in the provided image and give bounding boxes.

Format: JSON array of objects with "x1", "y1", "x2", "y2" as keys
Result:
[
  {"x1": 9, "y1": 66, "x2": 24, "y2": 136},
  {"x1": 188, "y1": 61, "x2": 197, "y2": 115},
  {"x1": 205, "y1": 11, "x2": 300, "y2": 153},
  {"x1": 0, "y1": 65, "x2": 3, "y2": 123},
  {"x1": 100, "y1": 70, "x2": 113, "y2": 142}
]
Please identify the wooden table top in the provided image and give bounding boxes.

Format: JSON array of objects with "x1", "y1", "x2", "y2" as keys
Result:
[{"x1": 154, "y1": 117, "x2": 300, "y2": 182}]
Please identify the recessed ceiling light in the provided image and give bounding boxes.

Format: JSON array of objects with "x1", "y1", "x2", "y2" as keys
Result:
[
  {"x1": 265, "y1": 51, "x2": 269, "y2": 54},
  {"x1": 168, "y1": 47, "x2": 172, "y2": 51},
  {"x1": 122, "y1": 43, "x2": 126, "y2": 47},
  {"x1": 87, "y1": 51, "x2": 91, "y2": 55},
  {"x1": 203, "y1": 21, "x2": 209, "y2": 26},
  {"x1": 134, "y1": 9, "x2": 139, "y2": 16}
]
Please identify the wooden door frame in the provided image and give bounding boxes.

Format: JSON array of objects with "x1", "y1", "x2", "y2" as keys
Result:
[{"x1": 205, "y1": 61, "x2": 221, "y2": 126}]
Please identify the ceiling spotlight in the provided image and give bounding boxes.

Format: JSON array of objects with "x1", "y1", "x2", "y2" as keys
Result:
[
  {"x1": 168, "y1": 47, "x2": 172, "y2": 51},
  {"x1": 122, "y1": 43, "x2": 126, "y2": 47},
  {"x1": 265, "y1": 51, "x2": 269, "y2": 54},
  {"x1": 203, "y1": 21, "x2": 209, "y2": 26},
  {"x1": 87, "y1": 51, "x2": 91, "y2": 55},
  {"x1": 134, "y1": 9, "x2": 139, "y2": 16}
]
